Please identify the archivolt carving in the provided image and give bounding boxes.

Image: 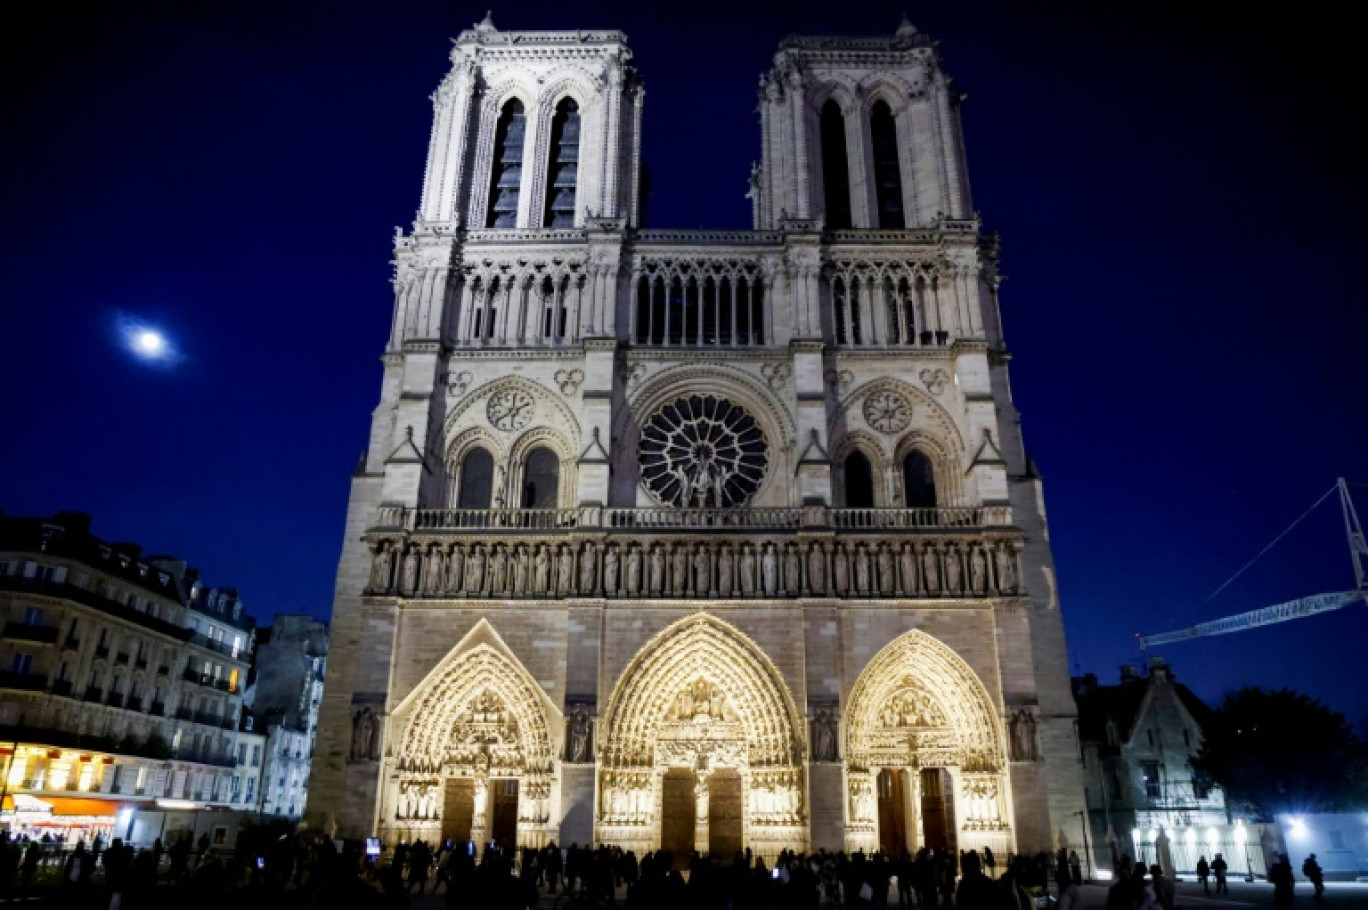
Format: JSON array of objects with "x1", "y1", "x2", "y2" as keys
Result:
[
  {"x1": 395, "y1": 639, "x2": 556, "y2": 780},
  {"x1": 844, "y1": 629, "x2": 1004, "y2": 775},
  {"x1": 600, "y1": 613, "x2": 805, "y2": 772}
]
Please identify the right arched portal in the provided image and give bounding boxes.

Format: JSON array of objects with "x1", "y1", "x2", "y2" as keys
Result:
[{"x1": 843, "y1": 629, "x2": 1013, "y2": 857}]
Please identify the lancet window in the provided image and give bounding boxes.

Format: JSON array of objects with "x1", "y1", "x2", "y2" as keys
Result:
[
  {"x1": 543, "y1": 99, "x2": 581, "y2": 228},
  {"x1": 486, "y1": 99, "x2": 526, "y2": 229},
  {"x1": 634, "y1": 262, "x2": 765, "y2": 347},
  {"x1": 902, "y1": 451, "x2": 937, "y2": 508},
  {"x1": 870, "y1": 101, "x2": 905, "y2": 229},
  {"x1": 827, "y1": 263, "x2": 951, "y2": 348},
  {"x1": 821, "y1": 100, "x2": 853, "y2": 230},
  {"x1": 521, "y1": 447, "x2": 560, "y2": 508},
  {"x1": 843, "y1": 451, "x2": 876, "y2": 508},
  {"x1": 455, "y1": 448, "x2": 495, "y2": 509}
]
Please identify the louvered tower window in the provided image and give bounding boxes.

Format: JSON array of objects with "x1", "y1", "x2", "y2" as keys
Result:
[
  {"x1": 543, "y1": 98, "x2": 581, "y2": 228},
  {"x1": 485, "y1": 99, "x2": 526, "y2": 228},
  {"x1": 870, "y1": 101, "x2": 905, "y2": 229},
  {"x1": 820, "y1": 100, "x2": 852, "y2": 229}
]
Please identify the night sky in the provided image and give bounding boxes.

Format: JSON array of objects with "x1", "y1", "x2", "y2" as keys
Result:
[{"x1": 4, "y1": 1, "x2": 1366, "y2": 725}]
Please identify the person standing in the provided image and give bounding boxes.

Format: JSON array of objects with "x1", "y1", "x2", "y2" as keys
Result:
[
  {"x1": 1057, "y1": 867, "x2": 1084, "y2": 910},
  {"x1": 1269, "y1": 854, "x2": 1295, "y2": 910},
  {"x1": 1302, "y1": 853, "x2": 1325, "y2": 902},
  {"x1": 1195, "y1": 856, "x2": 1210, "y2": 894},
  {"x1": 1212, "y1": 853, "x2": 1229, "y2": 895},
  {"x1": 1149, "y1": 864, "x2": 1175, "y2": 910}
]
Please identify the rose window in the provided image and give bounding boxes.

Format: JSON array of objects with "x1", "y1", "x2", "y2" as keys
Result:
[{"x1": 639, "y1": 395, "x2": 769, "y2": 508}]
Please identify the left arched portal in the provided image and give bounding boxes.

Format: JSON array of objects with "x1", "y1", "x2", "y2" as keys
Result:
[{"x1": 385, "y1": 620, "x2": 560, "y2": 848}]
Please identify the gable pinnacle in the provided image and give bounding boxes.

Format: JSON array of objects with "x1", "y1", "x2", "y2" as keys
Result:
[{"x1": 896, "y1": 13, "x2": 918, "y2": 38}]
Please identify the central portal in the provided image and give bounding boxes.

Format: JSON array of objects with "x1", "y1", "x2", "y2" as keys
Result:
[
  {"x1": 442, "y1": 778, "x2": 475, "y2": 845},
  {"x1": 877, "y1": 768, "x2": 909, "y2": 856},
  {"x1": 708, "y1": 768, "x2": 743, "y2": 857},
  {"x1": 661, "y1": 768, "x2": 696, "y2": 861},
  {"x1": 491, "y1": 779, "x2": 519, "y2": 849}
]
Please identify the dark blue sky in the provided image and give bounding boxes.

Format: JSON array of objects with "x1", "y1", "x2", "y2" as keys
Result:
[{"x1": 4, "y1": 1, "x2": 1366, "y2": 725}]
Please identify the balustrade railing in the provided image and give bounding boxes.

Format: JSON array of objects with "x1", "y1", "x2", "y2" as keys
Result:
[
  {"x1": 412, "y1": 508, "x2": 581, "y2": 531},
  {"x1": 605, "y1": 508, "x2": 801, "y2": 530},
  {"x1": 830, "y1": 507, "x2": 1010, "y2": 529}
]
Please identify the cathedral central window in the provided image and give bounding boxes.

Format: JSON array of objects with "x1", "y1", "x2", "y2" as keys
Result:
[{"x1": 639, "y1": 395, "x2": 768, "y2": 508}]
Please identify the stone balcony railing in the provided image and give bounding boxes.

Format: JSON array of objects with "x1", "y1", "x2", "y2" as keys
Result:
[{"x1": 365, "y1": 506, "x2": 1021, "y2": 601}]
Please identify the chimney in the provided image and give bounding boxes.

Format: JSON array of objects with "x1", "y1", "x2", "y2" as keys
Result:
[
  {"x1": 1148, "y1": 656, "x2": 1171, "y2": 681},
  {"x1": 1119, "y1": 665, "x2": 1140, "y2": 684}
]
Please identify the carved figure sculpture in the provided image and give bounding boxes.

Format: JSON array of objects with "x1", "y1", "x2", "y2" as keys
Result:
[
  {"x1": 899, "y1": 544, "x2": 915, "y2": 595},
  {"x1": 739, "y1": 546, "x2": 756, "y2": 595},
  {"x1": 807, "y1": 543, "x2": 825, "y2": 595},
  {"x1": 833, "y1": 544, "x2": 849, "y2": 594},
  {"x1": 604, "y1": 546, "x2": 619, "y2": 595},
  {"x1": 877, "y1": 546, "x2": 894, "y2": 595},
  {"x1": 580, "y1": 543, "x2": 598, "y2": 593},
  {"x1": 672, "y1": 545, "x2": 687, "y2": 595},
  {"x1": 762, "y1": 543, "x2": 778, "y2": 595},
  {"x1": 467, "y1": 545, "x2": 486, "y2": 594},
  {"x1": 423, "y1": 546, "x2": 443, "y2": 595},
  {"x1": 351, "y1": 708, "x2": 376, "y2": 762},
  {"x1": 490, "y1": 546, "x2": 507, "y2": 595},
  {"x1": 1010, "y1": 709, "x2": 1038, "y2": 761},
  {"x1": 625, "y1": 546, "x2": 641, "y2": 595},
  {"x1": 970, "y1": 546, "x2": 987, "y2": 594},
  {"x1": 649, "y1": 546, "x2": 665, "y2": 595},
  {"x1": 371, "y1": 544, "x2": 393, "y2": 592},
  {"x1": 534, "y1": 546, "x2": 550, "y2": 593},
  {"x1": 401, "y1": 548, "x2": 420, "y2": 595},
  {"x1": 922, "y1": 546, "x2": 940, "y2": 595},
  {"x1": 559, "y1": 545, "x2": 574, "y2": 595},
  {"x1": 995, "y1": 546, "x2": 1017, "y2": 594},
  {"x1": 513, "y1": 546, "x2": 529, "y2": 595},
  {"x1": 784, "y1": 545, "x2": 801, "y2": 595},
  {"x1": 694, "y1": 546, "x2": 710, "y2": 594},
  {"x1": 567, "y1": 704, "x2": 592, "y2": 762},
  {"x1": 854, "y1": 546, "x2": 871, "y2": 594},
  {"x1": 446, "y1": 544, "x2": 465, "y2": 593},
  {"x1": 717, "y1": 546, "x2": 733, "y2": 596},
  {"x1": 812, "y1": 709, "x2": 837, "y2": 762},
  {"x1": 945, "y1": 547, "x2": 962, "y2": 594}
]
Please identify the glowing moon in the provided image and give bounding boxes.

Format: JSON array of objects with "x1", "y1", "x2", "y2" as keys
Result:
[{"x1": 133, "y1": 329, "x2": 166, "y2": 357}]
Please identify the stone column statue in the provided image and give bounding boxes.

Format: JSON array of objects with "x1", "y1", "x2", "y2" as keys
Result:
[
  {"x1": 489, "y1": 546, "x2": 508, "y2": 595},
  {"x1": 898, "y1": 544, "x2": 915, "y2": 596},
  {"x1": 558, "y1": 545, "x2": 575, "y2": 595},
  {"x1": 566, "y1": 705, "x2": 592, "y2": 762},
  {"x1": 761, "y1": 543, "x2": 778, "y2": 595},
  {"x1": 783, "y1": 545, "x2": 801, "y2": 596},
  {"x1": 833, "y1": 544, "x2": 849, "y2": 595},
  {"x1": 970, "y1": 546, "x2": 987, "y2": 595},
  {"x1": 854, "y1": 545, "x2": 871, "y2": 593},
  {"x1": 370, "y1": 543, "x2": 393, "y2": 593},
  {"x1": 625, "y1": 546, "x2": 641, "y2": 595},
  {"x1": 424, "y1": 545, "x2": 444, "y2": 595},
  {"x1": 717, "y1": 546, "x2": 734, "y2": 597},
  {"x1": 739, "y1": 546, "x2": 756, "y2": 595},
  {"x1": 604, "y1": 546, "x2": 620, "y2": 596},
  {"x1": 995, "y1": 545, "x2": 1017, "y2": 594},
  {"x1": 945, "y1": 545, "x2": 962, "y2": 594},
  {"x1": 534, "y1": 545, "x2": 550, "y2": 593},
  {"x1": 922, "y1": 545, "x2": 940, "y2": 595},
  {"x1": 649, "y1": 546, "x2": 665, "y2": 595},
  {"x1": 401, "y1": 547, "x2": 420, "y2": 595},
  {"x1": 807, "y1": 543, "x2": 825, "y2": 595},
  {"x1": 671, "y1": 545, "x2": 687, "y2": 596},
  {"x1": 468, "y1": 545, "x2": 486, "y2": 594},
  {"x1": 877, "y1": 545, "x2": 894, "y2": 595},
  {"x1": 580, "y1": 543, "x2": 598, "y2": 593},
  {"x1": 693, "y1": 546, "x2": 711, "y2": 595},
  {"x1": 513, "y1": 546, "x2": 530, "y2": 596},
  {"x1": 446, "y1": 544, "x2": 465, "y2": 593}
]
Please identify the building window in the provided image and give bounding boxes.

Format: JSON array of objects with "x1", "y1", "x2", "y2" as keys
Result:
[
  {"x1": 485, "y1": 98, "x2": 526, "y2": 228},
  {"x1": 1141, "y1": 760, "x2": 1161, "y2": 800},
  {"x1": 830, "y1": 275, "x2": 863, "y2": 345},
  {"x1": 456, "y1": 447, "x2": 495, "y2": 509},
  {"x1": 10, "y1": 653, "x2": 34, "y2": 675},
  {"x1": 820, "y1": 100, "x2": 852, "y2": 229},
  {"x1": 543, "y1": 98, "x2": 580, "y2": 227},
  {"x1": 870, "y1": 100, "x2": 904, "y2": 229},
  {"x1": 1109, "y1": 768, "x2": 1122, "y2": 800},
  {"x1": 843, "y1": 451, "x2": 876, "y2": 509},
  {"x1": 521, "y1": 447, "x2": 560, "y2": 509},
  {"x1": 902, "y1": 451, "x2": 937, "y2": 508},
  {"x1": 22, "y1": 606, "x2": 43, "y2": 626}
]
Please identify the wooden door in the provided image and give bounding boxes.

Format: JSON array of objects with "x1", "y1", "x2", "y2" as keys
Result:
[
  {"x1": 920, "y1": 768, "x2": 948, "y2": 851},
  {"x1": 442, "y1": 778, "x2": 474, "y2": 846},
  {"x1": 878, "y1": 768, "x2": 907, "y2": 856},
  {"x1": 660, "y1": 768, "x2": 696, "y2": 865},
  {"x1": 708, "y1": 768, "x2": 743, "y2": 858},
  {"x1": 491, "y1": 778, "x2": 519, "y2": 849}
]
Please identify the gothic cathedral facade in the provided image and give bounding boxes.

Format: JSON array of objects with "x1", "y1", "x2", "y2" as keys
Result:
[{"x1": 309, "y1": 16, "x2": 1085, "y2": 859}]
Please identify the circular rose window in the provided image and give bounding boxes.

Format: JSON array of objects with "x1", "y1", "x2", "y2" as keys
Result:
[{"x1": 639, "y1": 395, "x2": 769, "y2": 508}]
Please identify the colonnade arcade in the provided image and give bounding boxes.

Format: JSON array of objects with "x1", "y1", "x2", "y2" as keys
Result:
[{"x1": 378, "y1": 617, "x2": 1012, "y2": 857}]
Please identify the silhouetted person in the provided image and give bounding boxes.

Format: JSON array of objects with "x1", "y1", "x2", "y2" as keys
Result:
[
  {"x1": 1149, "y1": 864, "x2": 1174, "y2": 910},
  {"x1": 1269, "y1": 854, "x2": 1295, "y2": 910},
  {"x1": 1212, "y1": 853, "x2": 1229, "y2": 895},
  {"x1": 1196, "y1": 856, "x2": 1210, "y2": 894},
  {"x1": 954, "y1": 851, "x2": 999, "y2": 910},
  {"x1": 1302, "y1": 854, "x2": 1324, "y2": 902}
]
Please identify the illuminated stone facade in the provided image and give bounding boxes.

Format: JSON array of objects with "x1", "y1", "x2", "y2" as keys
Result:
[{"x1": 308, "y1": 16, "x2": 1085, "y2": 857}]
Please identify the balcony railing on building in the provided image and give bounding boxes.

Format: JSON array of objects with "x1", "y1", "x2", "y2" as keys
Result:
[{"x1": 1, "y1": 621, "x2": 60, "y2": 644}]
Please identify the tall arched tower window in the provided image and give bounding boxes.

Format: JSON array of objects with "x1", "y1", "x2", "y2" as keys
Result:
[
  {"x1": 543, "y1": 98, "x2": 581, "y2": 228},
  {"x1": 457, "y1": 448, "x2": 496, "y2": 509},
  {"x1": 843, "y1": 451, "x2": 875, "y2": 508},
  {"x1": 902, "y1": 451, "x2": 937, "y2": 508},
  {"x1": 486, "y1": 99, "x2": 526, "y2": 229},
  {"x1": 820, "y1": 100, "x2": 852, "y2": 230},
  {"x1": 870, "y1": 100, "x2": 905, "y2": 229},
  {"x1": 521, "y1": 447, "x2": 560, "y2": 508}
]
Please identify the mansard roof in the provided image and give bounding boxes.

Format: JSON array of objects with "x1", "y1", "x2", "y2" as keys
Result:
[{"x1": 1072, "y1": 664, "x2": 1215, "y2": 752}]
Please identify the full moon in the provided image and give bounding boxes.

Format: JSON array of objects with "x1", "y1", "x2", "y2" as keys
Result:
[{"x1": 134, "y1": 329, "x2": 165, "y2": 357}]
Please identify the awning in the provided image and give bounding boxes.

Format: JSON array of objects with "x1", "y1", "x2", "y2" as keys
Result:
[{"x1": 42, "y1": 797, "x2": 121, "y2": 817}]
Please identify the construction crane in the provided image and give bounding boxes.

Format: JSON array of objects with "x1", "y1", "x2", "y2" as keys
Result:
[{"x1": 1137, "y1": 478, "x2": 1367, "y2": 649}]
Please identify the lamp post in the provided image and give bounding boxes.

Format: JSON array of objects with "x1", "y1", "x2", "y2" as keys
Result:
[{"x1": 1073, "y1": 810, "x2": 1094, "y2": 882}]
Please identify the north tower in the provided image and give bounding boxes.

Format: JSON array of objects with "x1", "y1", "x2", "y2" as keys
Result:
[{"x1": 309, "y1": 15, "x2": 1085, "y2": 861}]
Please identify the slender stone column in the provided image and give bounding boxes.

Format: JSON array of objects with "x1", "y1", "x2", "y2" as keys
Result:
[{"x1": 694, "y1": 774, "x2": 710, "y2": 854}]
